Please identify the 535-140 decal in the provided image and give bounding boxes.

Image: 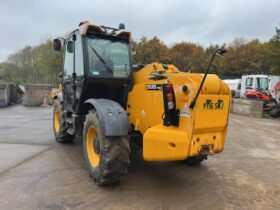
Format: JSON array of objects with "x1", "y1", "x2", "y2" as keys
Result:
[{"x1": 145, "y1": 84, "x2": 162, "y2": 90}]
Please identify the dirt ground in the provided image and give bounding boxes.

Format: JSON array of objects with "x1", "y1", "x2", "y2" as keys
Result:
[{"x1": 0, "y1": 105, "x2": 279, "y2": 210}]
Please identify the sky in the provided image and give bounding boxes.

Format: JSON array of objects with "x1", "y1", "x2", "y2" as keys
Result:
[{"x1": 0, "y1": 0, "x2": 280, "y2": 62}]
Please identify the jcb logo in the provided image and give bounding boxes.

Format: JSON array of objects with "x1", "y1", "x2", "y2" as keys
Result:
[{"x1": 203, "y1": 99, "x2": 224, "y2": 110}]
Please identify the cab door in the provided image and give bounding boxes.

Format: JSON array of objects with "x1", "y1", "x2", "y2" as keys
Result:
[
  {"x1": 62, "y1": 32, "x2": 85, "y2": 112},
  {"x1": 245, "y1": 77, "x2": 254, "y2": 90},
  {"x1": 62, "y1": 34, "x2": 75, "y2": 112}
]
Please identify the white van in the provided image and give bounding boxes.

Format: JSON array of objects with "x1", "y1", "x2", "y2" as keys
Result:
[{"x1": 223, "y1": 79, "x2": 241, "y2": 98}]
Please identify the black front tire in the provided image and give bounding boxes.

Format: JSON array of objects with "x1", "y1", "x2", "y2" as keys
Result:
[
  {"x1": 83, "y1": 110, "x2": 130, "y2": 186},
  {"x1": 53, "y1": 100, "x2": 75, "y2": 143}
]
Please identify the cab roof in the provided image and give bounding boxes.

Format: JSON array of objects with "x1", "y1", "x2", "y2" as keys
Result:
[{"x1": 79, "y1": 22, "x2": 131, "y2": 41}]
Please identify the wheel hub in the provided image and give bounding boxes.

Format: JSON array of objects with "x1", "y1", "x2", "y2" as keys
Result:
[{"x1": 93, "y1": 138, "x2": 100, "y2": 154}]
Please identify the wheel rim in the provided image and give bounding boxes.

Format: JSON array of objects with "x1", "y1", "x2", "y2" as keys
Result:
[
  {"x1": 54, "y1": 108, "x2": 60, "y2": 133},
  {"x1": 86, "y1": 126, "x2": 100, "y2": 167}
]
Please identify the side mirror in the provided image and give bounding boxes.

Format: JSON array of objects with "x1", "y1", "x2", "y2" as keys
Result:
[
  {"x1": 53, "y1": 39, "x2": 62, "y2": 51},
  {"x1": 67, "y1": 41, "x2": 74, "y2": 53}
]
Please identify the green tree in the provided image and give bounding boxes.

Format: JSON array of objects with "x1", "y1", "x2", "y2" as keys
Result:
[
  {"x1": 267, "y1": 26, "x2": 280, "y2": 74},
  {"x1": 1, "y1": 39, "x2": 63, "y2": 85},
  {"x1": 132, "y1": 36, "x2": 171, "y2": 64},
  {"x1": 1, "y1": 25, "x2": 280, "y2": 86},
  {"x1": 170, "y1": 42, "x2": 206, "y2": 72},
  {"x1": 220, "y1": 38, "x2": 268, "y2": 76}
]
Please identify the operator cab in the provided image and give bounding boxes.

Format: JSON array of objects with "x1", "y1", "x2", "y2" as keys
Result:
[
  {"x1": 53, "y1": 21, "x2": 133, "y2": 114},
  {"x1": 241, "y1": 75, "x2": 269, "y2": 97}
]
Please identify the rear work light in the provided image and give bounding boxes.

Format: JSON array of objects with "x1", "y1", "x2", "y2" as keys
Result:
[
  {"x1": 166, "y1": 84, "x2": 175, "y2": 110},
  {"x1": 162, "y1": 83, "x2": 179, "y2": 126}
]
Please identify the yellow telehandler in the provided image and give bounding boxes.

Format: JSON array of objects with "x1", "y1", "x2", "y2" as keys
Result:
[{"x1": 52, "y1": 21, "x2": 231, "y2": 185}]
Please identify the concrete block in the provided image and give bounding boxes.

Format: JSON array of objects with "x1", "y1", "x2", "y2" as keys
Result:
[
  {"x1": 0, "y1": 83, "x2": 17, "y2": 107},
  {"x1": 0, "y1": 83, "x2": 10, "y2": 107},
  {"x1": 231, "y1": 98, "x2": 263, "y2": 118},
  {"x1": 22, "y1": 84, "x2": 51, "y2": 106}
]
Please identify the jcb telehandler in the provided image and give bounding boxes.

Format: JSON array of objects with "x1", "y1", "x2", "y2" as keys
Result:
[{"x1": 52, "y1": 21, "x2": 231, "y2": 185}]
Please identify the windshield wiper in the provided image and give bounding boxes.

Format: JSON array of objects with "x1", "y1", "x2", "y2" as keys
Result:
[{"x1": 89, "y1": 46, "x2": 113, "y2": 74}]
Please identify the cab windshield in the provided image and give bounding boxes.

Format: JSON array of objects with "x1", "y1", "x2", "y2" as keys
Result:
[{"x1": 86, "y1": 37, "x2": 131, "y2": 78}]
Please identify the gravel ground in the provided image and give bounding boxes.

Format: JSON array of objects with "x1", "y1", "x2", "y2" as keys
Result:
[{"x1": 0, "y1": 105, "x2": 279, "y2": 210}]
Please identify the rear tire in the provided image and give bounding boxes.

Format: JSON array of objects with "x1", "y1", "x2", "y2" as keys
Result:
[
  {"x1": 53, "y1": 100, "x2": 75, "y2": 143},
  {"x1": 83, "y1": 110, "x2": 130, "y2": 186}
]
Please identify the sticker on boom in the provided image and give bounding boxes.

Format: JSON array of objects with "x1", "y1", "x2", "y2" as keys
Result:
[
  {"x1": 145, "y1": 84, "x2": 162, "y2": 90},
  {"x1": 203, "y1": 99, "x2": 224, "y2": 110}
]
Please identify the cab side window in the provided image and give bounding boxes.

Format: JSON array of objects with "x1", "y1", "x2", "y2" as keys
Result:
[
  {"x1": 64, "y1": 37, "x2": 74, "y2": 78},
  {"x1": 245, "y1": 78, "x2": 253, "y2": 88},
  {"x1": 63, "y1": 33, "x2": 84, "y2": 78},
  {"x1": 75, "y1": 32, "x2": 84, "y2": 77}
]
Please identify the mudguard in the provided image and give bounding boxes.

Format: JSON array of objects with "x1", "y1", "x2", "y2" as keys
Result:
[{"x1": 84, "y1": 99, "x2": 129, "y2": 136}]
